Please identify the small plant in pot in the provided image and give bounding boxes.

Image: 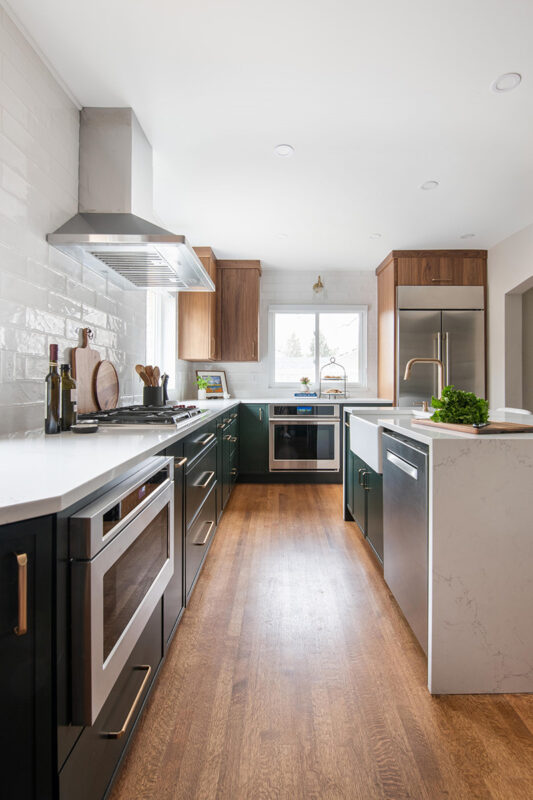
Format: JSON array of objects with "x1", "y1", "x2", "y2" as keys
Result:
[
  {"x1": 195, "y1": 375, "x2": 209, "y2": 400},
  {"x1": 300, "y1": 376, "x2": 311, "y2": 393}
]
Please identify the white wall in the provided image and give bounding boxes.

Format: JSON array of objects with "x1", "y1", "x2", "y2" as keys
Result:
[
  {"x1": 522, "y1": 287, "x2": 533, "y2": 412},
  {"x1": 194, "y1": 268, "x2": 378, "y2": 398},
  {"x1": 0, "y1": 8, "x2": 148, "y2": 434},
  {"x1": 488, "y1": 221, "x2": 533, "y2": 408}
]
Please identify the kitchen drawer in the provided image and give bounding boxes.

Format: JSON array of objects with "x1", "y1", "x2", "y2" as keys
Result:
[
  {"x1": 183, "y1": 420, "x2": 216, "y2": 467},
  {"x1": 185, "y1": 441, "x2": 217, "y2": 529},
  {"x1": 185, "y1": 484, "x2": 217, "y2": 599},
  {"x1": 59, "y1": 602, "x2": 162, "y2": 800}
]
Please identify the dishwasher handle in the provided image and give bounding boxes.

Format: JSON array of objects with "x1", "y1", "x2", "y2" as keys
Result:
[{"x1": 386, "y1": 450, "x2": 418, "y2": 480}]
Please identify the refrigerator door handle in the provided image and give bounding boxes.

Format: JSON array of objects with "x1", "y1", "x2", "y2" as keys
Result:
[
  {"x1": 444, "y1": 331, "x2": 450, "y2": 385},
  {"x1": 436, "y1": 331, "x2": 442, "y2": 361}
]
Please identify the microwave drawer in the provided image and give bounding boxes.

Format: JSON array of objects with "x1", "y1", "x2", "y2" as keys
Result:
[
  {"x1": 185, "y1": 484, "x2": 217, "y2": 599},
  {"x1": 185, "y1": 440, "x2": 217, "y2": 529},
  {"x1": 184, "y1": 420, "x2": 217, "y2": 468}
]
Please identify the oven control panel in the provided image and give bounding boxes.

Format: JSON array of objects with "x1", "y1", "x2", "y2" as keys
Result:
[{"x1": 271, "y1": 404, "x2": 339, "y2": 418}]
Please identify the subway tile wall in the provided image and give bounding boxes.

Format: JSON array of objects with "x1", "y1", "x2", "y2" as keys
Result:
[
  {"x1": 194, "y1": 267, "x2": 379, "y2": 398},
  {"x1": 0, "y1": 8, "x2": 148, "y2": 434}
]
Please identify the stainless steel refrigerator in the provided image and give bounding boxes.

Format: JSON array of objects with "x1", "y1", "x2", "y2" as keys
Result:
[{"x1": 396, "y1": 286, "x2": 485, "y2": 406}]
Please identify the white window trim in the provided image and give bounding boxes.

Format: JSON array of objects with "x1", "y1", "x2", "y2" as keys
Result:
[
  {"x1": 268, "y1": 304, "x2": 368, "y2": 389},
  {"x1": 146, "y1": 290, "x2": 177, "y2": 391}
]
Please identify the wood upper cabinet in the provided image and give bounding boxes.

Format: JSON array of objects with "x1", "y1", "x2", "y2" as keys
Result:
[
  {"x1": 178, "y1": 247, "x2": 219, "y2": 361},
  {"x1": 395, "y1": 250, "x2": 486, "y2": 286},
  {"x1": 217, "y1": 260, "x2": 261, "y2": 362}
]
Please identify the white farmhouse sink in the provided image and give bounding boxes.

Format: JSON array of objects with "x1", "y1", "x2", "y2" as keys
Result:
[{"x1": 349, "y1": 409, "x2": 416, "y2": 473}]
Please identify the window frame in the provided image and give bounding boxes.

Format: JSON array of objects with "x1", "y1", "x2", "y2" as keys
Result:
[
  {"x1": 146, "y1": 290, "x2": 177, "y2": 391},
  {"x1": 268, "y1": 304, "x2": 368, "y2": 389}
]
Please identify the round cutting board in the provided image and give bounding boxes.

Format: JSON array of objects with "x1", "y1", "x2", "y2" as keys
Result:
[{"x1": 94, "y1": 360, "x2": 119, "y2": 410}]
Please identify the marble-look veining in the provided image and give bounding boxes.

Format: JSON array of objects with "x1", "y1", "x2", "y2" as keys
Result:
[{"x1": 348, "y1": 407, "x2": 533, "y2": 695}]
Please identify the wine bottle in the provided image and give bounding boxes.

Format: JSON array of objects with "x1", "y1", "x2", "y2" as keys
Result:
[
  {"x1": 60, "y1": 364, "x2": 77, "y2": 431},
  {"x1": 44, "y1": 344, "x2": 61, "y2": 434}
]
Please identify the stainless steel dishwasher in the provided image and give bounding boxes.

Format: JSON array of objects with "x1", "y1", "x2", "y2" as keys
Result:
[{"x1": 382, "y1": 431, "x2": 429, "y2": 654}]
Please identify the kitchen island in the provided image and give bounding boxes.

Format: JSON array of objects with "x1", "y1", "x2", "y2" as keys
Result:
[{"x1": 348, "y1": 407, "x2": 533, "y2": 695}]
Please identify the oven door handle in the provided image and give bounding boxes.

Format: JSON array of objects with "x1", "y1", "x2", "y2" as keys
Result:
[
  {"x1": 100, "y1": 664, "x2": 152, "y2": 739},
  {"x1": 269, "y1": 417, "x2": 340, "y2": 423}
]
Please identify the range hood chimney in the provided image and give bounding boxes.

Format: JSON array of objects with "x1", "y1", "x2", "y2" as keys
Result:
[{"x1": 47, "y1": 108, "x2": 214, "y2": 291}]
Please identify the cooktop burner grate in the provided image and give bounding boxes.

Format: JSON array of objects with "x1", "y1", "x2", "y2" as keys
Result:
[{"x1": 78, "y1": 404, "x2": 206, "y2": 427}]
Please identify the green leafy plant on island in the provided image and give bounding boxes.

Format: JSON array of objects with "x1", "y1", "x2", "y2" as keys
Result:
[
  {"x1": 430, "y1": 385, "x2": 489, "y2": 425},
  {"x1": 195, "y1": 376, "x2": 209, "y2": 390},
  {"x1": 300, "y1": 376, "x2": 311, "y2": 386}
]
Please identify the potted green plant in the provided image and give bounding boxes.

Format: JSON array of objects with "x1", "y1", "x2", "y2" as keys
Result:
[
  {"x1": 300, "y1": 376, "x2": 311, "y2": 393},
  {"x1": 195, "y1": 375, "x2": 209, "y2": 400}
]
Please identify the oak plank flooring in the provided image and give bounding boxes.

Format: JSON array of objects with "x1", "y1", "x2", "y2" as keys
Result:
[{"x1": 109, "y1": 484, "x2": 533, "y2": 800}]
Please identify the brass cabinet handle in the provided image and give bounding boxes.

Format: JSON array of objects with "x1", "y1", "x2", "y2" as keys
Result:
[
  {"x1": 230, "y1": 436, "x2": 237, "y2": 443},
  {"x1": 198, "y1": 433, "x2": 215, "y2": 446},
  {"x1": 231, "y1": 468, "x2": 238, "y2": 476},
  {"x1": 362, "y1": 471, "x2": 370, "y2": 490},
  {"x1": 174, "y1": 456, "x2": 187, "y2": 468},
  {"x1": 345, "y1": 421, "x2": 350, "y2": 428},
  {"x1": 358, "y1": 468, "x2": 365, "y2": 486},
  {"x1": 431, "y1": 277, "x2": 453, "y2": 282},
  {"x1": 224, "y1": 434, "x2": 232, "y2": 441},
  {"x1": 194, "y1": 471, "x2": 215, "y2": 489},
  {"x1": 193, "y1": 520, "x2": 215, "y2": 546},
  {"x1": 101, "y1": 665, "x2": 151, "y2": 739},
  {"x1": 230, "y1": 413, "x2": 238, "y2": 419},
  {"x1": 14, "y1": 552, "x2": 28, "y2": 636},
  {"x1": 217, "y1": 423, "x2": 226, "y2": 430},
  {"x1": 259, "y1": 408, "x2": 263, "y2": 423}
]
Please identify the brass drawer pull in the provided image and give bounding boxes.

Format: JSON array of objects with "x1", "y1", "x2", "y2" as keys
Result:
[
  {"x1": 231, "y1": 468, "x2": 238, "y2": 476},
  {"x1": 230, "y1": 413, "x2": 238, "y2": 419},
  {"x1": 194, "y1": 471, "x2": 215, "y2": 489},
  {"x1": 217, "y1": 423, "x2": 226, "y2": 429},
  {"x1": 101, "y1": 665, "x2": 151, "y2": 739},
  {"x1": 198, "y1": 433, "x2": 215, "y2": 446},
  {"x1": 345, "y1": 422, "x2": 350, "y2": 428},
  {"x1": 259, "y1": 408, "x2": 263, "y2": 423},
  {"x1": 224, "y1": 434, "x2": 232, "y2": 441},
  {"x1": 193, "y1": 520, "x2": 215, "y2": 546},
  {"x1": 14, "y1": 552, "x2": 28, "y2": 636},
  {"x1": 174, "y1": 456, "x2": 187, "y2": 468},
  {"x1": 431, "y1": 278, "x2": 453, "y2": 282},
  {"x1": 230, "y1": 436, "x2": 237, "y2": 443}
]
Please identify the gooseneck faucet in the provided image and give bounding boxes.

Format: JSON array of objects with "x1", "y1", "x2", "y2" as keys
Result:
[{"x1": 404, "y1": 358, "x2": 445, "y2": 399}]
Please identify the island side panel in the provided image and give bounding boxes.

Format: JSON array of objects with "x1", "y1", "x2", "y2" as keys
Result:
[{"x1": 428, "y1": 437, "x2": 533, "y2": 694}]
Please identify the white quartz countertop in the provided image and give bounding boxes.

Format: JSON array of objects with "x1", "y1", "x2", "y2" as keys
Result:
[
  {"x1": 197, "y1": 397, "x2": 392, "y2": 404},
  {"x1": 350, "y1": 408, "x2": 533, "y2": 445},
  {"x1": 0, "y1": 399, "x2": 240, "y2": 525}
]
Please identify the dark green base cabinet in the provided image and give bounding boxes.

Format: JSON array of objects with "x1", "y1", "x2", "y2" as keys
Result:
[
  {"x1": 239, "y1": 403, "x2": 269, "y2": 477},
  {"x1": 0, "y1": 516, "x2": 54, "y2": 800},
  {"x1": 345, "y1": 448, "x2": 384, "y2": 563}
]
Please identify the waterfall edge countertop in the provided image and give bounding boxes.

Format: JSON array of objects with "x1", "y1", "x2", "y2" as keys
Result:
[{"x1": 346, "y1": 406, "x2": 533, "y2": 696}]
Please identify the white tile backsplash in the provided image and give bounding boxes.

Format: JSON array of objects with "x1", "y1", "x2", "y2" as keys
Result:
[
  {"x1": 0, "y1": 7, "x2": 149, "y2": 434},
  {"x1": 193, "y1": 267, "x2": 378, "y2": 399}
]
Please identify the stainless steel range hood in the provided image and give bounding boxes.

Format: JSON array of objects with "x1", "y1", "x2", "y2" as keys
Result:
[{"x1": 47, "y1": 108, "x2": 214, "y2": 292}]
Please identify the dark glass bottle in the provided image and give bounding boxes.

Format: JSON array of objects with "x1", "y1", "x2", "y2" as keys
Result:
[
  {"x1": 44, "y1": 344, "x2": 61, "y2": 434},
  {"x1": 60, "y1": 363, "x2": 77, "y2": 431}
]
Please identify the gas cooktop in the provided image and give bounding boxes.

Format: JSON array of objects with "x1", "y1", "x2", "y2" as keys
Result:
[{"x1": 78, "y1": 404, "x2": 207, "y2": 428}]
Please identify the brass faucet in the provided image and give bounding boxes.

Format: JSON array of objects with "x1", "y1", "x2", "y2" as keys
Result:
[{"x1": 404, "y1": 358, "x2": 445, "y2": 399}]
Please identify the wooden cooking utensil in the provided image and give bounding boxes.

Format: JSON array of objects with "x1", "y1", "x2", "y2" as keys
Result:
[
  {"x1": 153, "y1": 366, "x2": 160, "y2": 386},
  {"x1": 135, "y1": 364, "x2": 150, "y2": 385},
  {"x1": 71, "y1": 328, "x2": 101, "y2": 413},
  {"x1": 95, "y1": 360, "x2": 120, "y2": 410},
  {"x1": 145, "y1": 365, "x2": 154, "y2": 386}
]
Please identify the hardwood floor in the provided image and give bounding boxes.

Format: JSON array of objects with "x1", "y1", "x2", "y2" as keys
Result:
[{"x1": 110, "y1": 484, "x2": 533, "y2": 800}]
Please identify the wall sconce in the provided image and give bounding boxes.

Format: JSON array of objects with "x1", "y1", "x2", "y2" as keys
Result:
[
  {"x1": 312, "y1": 275, "x2": 327, "y2": 302},
  {"x1": 313, "y1": 275, "x2": 324, "y2": 294}
]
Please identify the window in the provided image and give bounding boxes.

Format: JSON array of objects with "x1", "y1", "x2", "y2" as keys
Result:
[
  {"x1": 269, "y1": 305, "x2": 367, "y2": 387},
  {"x1": 146, "y1": 290, "x2": 177, "y2": 390}
]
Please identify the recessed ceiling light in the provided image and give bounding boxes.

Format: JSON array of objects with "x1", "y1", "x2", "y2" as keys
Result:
[
  {"x1": 369, "y1": 233, "x2": 381, "y2": 240},
  {"x1": 490, "y1": 72, "x2": 522, "y2": 93},
  {"x1": 274, "y1": 144, "x2": 294, "y2": 158},
  {"x1": 420, "y1": 180, "x2": 439, "y2": 191},
  {"x1": 460, "y1": 233, "x2": 476, "y2": 239}
]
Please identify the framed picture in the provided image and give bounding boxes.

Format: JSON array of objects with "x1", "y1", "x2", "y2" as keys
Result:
[{"x1": 196, "y1": 369, "x2": 228, "y2": 398}]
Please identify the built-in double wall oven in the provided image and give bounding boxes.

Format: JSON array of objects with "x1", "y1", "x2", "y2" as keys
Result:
[
  {"x1": 269, "y1": 404, "x2": 341, "y2": 471},
  {"x1": 69, "y1": 456, "x2": 174, "y2": 726}
]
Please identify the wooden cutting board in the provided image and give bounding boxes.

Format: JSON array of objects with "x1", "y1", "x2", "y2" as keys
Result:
[
  {"x1": 71, "y1": 328, "x2": 101, "y2": 414},
  {"x1": 413, "y1": 419, "x2": 533, "y2": 435},
  {"x1": 95, "y1": 360, "x2": 119, "y2": 410}
]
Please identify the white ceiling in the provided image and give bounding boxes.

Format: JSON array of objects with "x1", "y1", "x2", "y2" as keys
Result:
[{"x1": 6, "y1": 0, "x2": 533, "y2": 270}]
